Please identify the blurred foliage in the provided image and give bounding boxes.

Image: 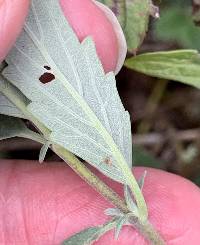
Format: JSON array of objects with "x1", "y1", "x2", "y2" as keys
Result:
[
  {"x1": 97, "y1": 0, "x2": 152, "y2": 51},
  {"x1": 133, "y1": 146, "x2": 162, "y2": 169},
  {"x1": 125, "y1": 50, "x2": 200, "y2": 89},
  {"x1": 192, "y1": 0, "x2": 200, "y2": 25},
  {"x1": 155, "y1": 2, "x2": 200, "y2": 50}
]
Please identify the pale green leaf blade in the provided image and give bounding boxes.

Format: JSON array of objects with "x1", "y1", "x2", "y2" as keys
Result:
[
  {"x1": 105, "y1": 208, "x2": 123, "y2": 217},
  {"x1": 97, "y1": 0, "x2": 154, "y2": 51},
  {"x1": 137, "y1": 171, "x2": 147, "y2": 190},
  {"x1": 0, "y1": 115, "x2": 28, "y2": 140},
  {"x1": 39, "y1": 141, "x2": 50, "y2": 163},
  {"x1": 0, "y1": 92, "x2": 26, "y2": 119},
  {"x1": 124, "y1": 185, "x2": 138, "y2": 216},
  {"x1": 125, "y1": 50, "x2": 200, "y2": 88},
  {"x1": 62, "y1": 227, "x2": 103, "y2": 245},
  {"x1": 3, "y1": 0, "x2": 132, "y2": 183},
  {"x1": 0, "y1": 76, "x2": 27, "y2": 119},
  {"x1": 0, "y1": 75, "x2": 28, "y2": 119},
  {"x1": 62, "y1": 220, "x2": 116, "y2": 245},
  {"x1": 115, "y1": 217, "x2": 127, "y2": 240}
]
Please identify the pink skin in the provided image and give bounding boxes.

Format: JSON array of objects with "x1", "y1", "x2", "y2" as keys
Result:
[
  {"x1": 0, "y1": 0, "x2": 29, "y2": 62},
  {"x1": 60, "y1": 0, "x2": 119, "y2": 73},
  {"x1": 1, "y1": 0, "x2": 200, "y2": 244},
  {"x1": 0, "y1": 161, "x2": 200, "y2": 244}
]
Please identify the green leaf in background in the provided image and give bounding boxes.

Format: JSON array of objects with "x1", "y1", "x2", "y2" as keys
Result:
[
  {"x1": 125, "y1": 50, "x2": 200, "y2": 89},
  {"x1": 133, "y1": 146, "x2": 161, "y2": 169},
  {"x1": 97, "y1": 0, "x2": 156, "y2": 52},
  {"x1": 155, "y1": 6, "x2": 200, "y2": 50}
]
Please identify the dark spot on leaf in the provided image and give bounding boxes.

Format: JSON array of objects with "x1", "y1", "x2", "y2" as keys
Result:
[
  {"x1": 104, "y1": 157, "x2": 112, "y2": 166},
  {"x1": 39, "y1": 72, "x2": 55, "y2": 84},
  {"x1": 44, "y1": 65, "x2": 51, "y2": 70}
]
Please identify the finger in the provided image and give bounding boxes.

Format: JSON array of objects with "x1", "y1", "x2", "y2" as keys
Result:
[
  {"x1": 0, "y1": 0, "x2": 30, "y2": 62},
  {"x1": 60, "y1": 0, "x2": 127, "y2": 74},
  {"x1": 0, "y1": 160, "x2": 200, "y2": 244}
]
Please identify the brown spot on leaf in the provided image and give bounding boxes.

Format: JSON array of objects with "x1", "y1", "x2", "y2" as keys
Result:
[
  {"x1": 39, "y1": 72, "x2": 55, "y2": 84},
  {"x1": 104, "y1": 157, "x2": 112, "y2": 166}
]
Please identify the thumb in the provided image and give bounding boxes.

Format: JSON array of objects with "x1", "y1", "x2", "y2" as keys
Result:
[
  {"x1": 0, "y1": 0, "x2": 30, "y2": 62},
  {"x1": 60, "y1": 0, "x2": 127, "y2": 74}
]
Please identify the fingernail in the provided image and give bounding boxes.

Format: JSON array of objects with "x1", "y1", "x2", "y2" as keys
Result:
[{"x1": 93, "y1": 0, "x2": 127, "y2": 74}]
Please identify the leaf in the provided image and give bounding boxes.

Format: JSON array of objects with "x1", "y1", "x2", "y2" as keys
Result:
[
  {"x1": 104, "y1": 208, "x2": 123, "y2": 217},
  {"x1": 125, "y1": 50, "x2": 200, "y2": 89},
  {"x1": 97, "y1": 0, "x2": 156, "y2": 51},
  {"x1": 0, "y1": 61, "x2": 6, "y2": 73},
  {"x1": 137, "y1": 171, "x2": 147, "y2": 190},
  {"x1": 62, "y1": 219, "x2": 116, "y2": 245},
  {"x1": 0, "y1": 114, "x2": 29, "y2": 140},
  {"x1": 39, "y1": 141, "x2": 51, "y2": 163},
  {"x1": 0, "y1": 75, "x2": 28, "y2": 119},
  {"x1": 0, "y1": 114, "x2": 46, "y2": 145},
  {"x1": 62, "y1": 227, "x2": 102, "y2": 245},
  {"x1": 124, "y1": 185, "x2": 138, "y2": 216},
  {"x1": 155, "y1": 6, "x2": 200, "y2": 49},
  {"x1": 114, "y1": 217, "x2": 127, "y2": 240},
  {"x1": 133, "y1": 146, "x2": 161, "y2": 169},
  {"x1": 3, "y1": 0, "x2": 132, "y2": 184},
  {"x1": 0, "y1": 92, "x2": 26, "y2": 118}
]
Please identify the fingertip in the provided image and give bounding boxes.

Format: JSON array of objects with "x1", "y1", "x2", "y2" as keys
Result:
[
  {"x1": 93, "y1": 0, "x2": 127, "y2": 74},
  {"x1": 60, "y1": 0, "x2": 123, "y2": 74},
  {"x1": 0, "y1": 0, "x2": 30, "y2": 62}
]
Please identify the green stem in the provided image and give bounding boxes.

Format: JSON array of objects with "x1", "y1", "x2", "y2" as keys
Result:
[
  {"x1": 134, "y1": 220, "x2": 166, "y2": 245},
  {"x1": 53, "y1": 145, "x2": 129, "y2": 214}
]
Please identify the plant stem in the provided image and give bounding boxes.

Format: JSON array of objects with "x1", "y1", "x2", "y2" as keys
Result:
[
  {"x1": 53, "y1": 145, "x2": 128, "y2": 213},
  {"x1": 133, "y1": 219, "x2": 166, "y2": 245}
]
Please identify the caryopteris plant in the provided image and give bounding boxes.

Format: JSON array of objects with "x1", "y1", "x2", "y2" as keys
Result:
[{"x1": 0, "y1": 0, "x2": 165, "y2": 244}]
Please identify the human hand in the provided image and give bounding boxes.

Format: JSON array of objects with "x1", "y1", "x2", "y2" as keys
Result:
[{"x1": 0, "y1": 1, "x2": 200, "y2": 244}]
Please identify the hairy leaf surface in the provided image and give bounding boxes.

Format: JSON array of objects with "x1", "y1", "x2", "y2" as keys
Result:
[
  {"x1": 0, "y1": 92, "x2": 26, "y2": 118},
  {"x1": 3, "y1": 0, "x2": 132, "y2": 183}
]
